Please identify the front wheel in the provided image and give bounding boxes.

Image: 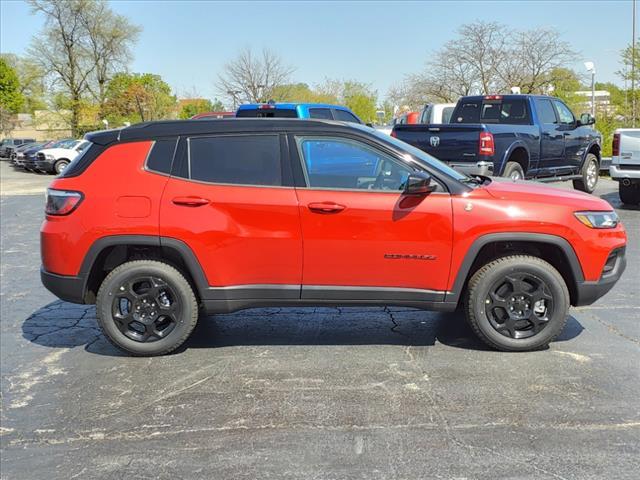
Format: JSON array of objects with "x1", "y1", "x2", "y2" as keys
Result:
[
  {"x1": 96, "y1": 260, "x2": 199, "y2": 356},
  {"x1": 464, "y1": 255, "x2": 569, "y2": 351},
  {"x1": 573, "y1": 153, "x2": 599, "y2": 193},
  {"x1": 619, "y1": 182, "x2": 640, "y2": 205}
]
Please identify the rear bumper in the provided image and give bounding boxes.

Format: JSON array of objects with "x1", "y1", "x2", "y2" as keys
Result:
[
  {"x1": 447, "y1": 161, "x2": 494, "y2": 176},
  {"x1": 573, "y1": 247, "x2": 626, "y2": 306},
  {"x1": 610, "y1": 165, "x2": 640, "y2": 180},
  {"x1": 41, "y1": 267, "x2": 86, "y2": 304}
]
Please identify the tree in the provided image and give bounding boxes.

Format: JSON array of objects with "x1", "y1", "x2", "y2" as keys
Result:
[
  {"x1": 0, "y1": 58, "x2": 25, "y2": 135},
  {"x1": 0, "y1": 54, "x2": 46, "y2": 113},
  {"x1": 271, "y1": 82, "x2": 338, "y2": 103},
  {"x1": 217, "y1": 48, "x2": 294, "y2": 105},
  {"x1": 105, "y1": 73, "x2": 176, "y2": 124},
  {"x1": 27, "y1": 0, "x2": 140, "y2": 136},
  {"x1": 316, "y1": 80, "x2": 378, "y2": 123},
  {"x1": 179, "y1": 98, "x2": 213, "y2": 119}
]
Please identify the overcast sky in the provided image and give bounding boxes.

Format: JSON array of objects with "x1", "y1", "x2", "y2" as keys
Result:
[{"x1": 1, "y1": 0, "x2": 635, "y2": 100}]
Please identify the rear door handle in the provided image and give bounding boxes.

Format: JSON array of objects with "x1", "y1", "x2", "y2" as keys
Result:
[
  {"x1": 172, "y1": 196, "x2": 210, "y2": 207},
  {"x1": 308, "y1": 202, "x2": 346, "y2": 213}
]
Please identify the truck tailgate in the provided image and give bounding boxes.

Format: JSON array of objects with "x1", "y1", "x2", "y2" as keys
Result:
[{"x1": 392, "y1": 124, "x2": 482, "y2": 162}]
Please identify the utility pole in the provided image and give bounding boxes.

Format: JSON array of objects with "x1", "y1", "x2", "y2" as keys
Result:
[{"x1": 633, "y1": 0, "x2": 637, "y2": 127}]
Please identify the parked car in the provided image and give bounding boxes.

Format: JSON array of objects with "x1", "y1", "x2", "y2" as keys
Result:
[
  {"x1": 392, "y1": 95, "x2": 602, "y2": 193},
  {"x1": 395, "y1": 111, "x2": 421, "y2": 125},
  {"x1": 40, "y1": 119, "x2": 626, "y2": 356},
  {"x1": 190, "y1": 111, "x2": 235, "y2": 120},
  {"x1": 34, "y1": 140, "x2": 89, "y2": 174},
  {"x1": 610, "y1": 128, "x2": 640, "y2": 205},
  {"x1": 20, "y1": 139, "x2": 74, "y2": 171},
  {"x1": 418, "y1": 103, "x2": 456, "y2": 124},
  {"x1": 236, "y1": 102, "x2": 363, "y2": 123},
  {"x1": 0, "y1": 138, "x2": 36, "y2": 158},
  {"x1": 10, "y1": 141, "x2": 49, "y2": 166}
]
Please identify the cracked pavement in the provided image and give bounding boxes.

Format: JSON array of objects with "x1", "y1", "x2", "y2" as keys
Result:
[{"x1": 1, "y1": 160, "x2": 639, "y2": 479}]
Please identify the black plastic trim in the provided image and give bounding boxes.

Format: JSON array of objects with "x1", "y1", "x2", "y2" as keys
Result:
[
  {"x1": 574, "y1": 246, "x2": 626, "y2": 306},
  {"x1": 41, "y1": 268, "x2": 85, "y2": 304},
  {"x1": 446, "y1": 233, "x2": 585, "y2": 305},
  {"x1": 301, "y1": 285, "x2": 444, "y2": 302}
]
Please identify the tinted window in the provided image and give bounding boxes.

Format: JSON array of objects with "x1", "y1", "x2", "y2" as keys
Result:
[
  {"x1": 454, "y1": 99, "x2": 530, "y2": 125},
  {"x1": 296, "y1": 136, "x2": 413, "y2": 191},
  {"x1": 333, "y1": 109, "x2": 360, "y2": 123},
  {"x1": 236, "y1": 108, "x2": 297, "y2": 118},
  {"x1": 309, "y1": 108, "x2": 333, "y2": 120},
  {"x1": 147, "y1": 138, "x2": 177, "y2": 174},
  {"x1": 553, "y1": 100, "x2": 575, "y2": 124},
  {"x1": 535, "y1": 99, "x2": 557, "y2": 124},
  {"x1": 189, "y1": 135, "x2": 281, "y2": 186}
]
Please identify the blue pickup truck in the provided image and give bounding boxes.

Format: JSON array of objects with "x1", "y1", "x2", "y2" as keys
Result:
[
  {"x1": 392, "y1": 95, "x2": 602, "y2": 193},
  {"x1": 236, "y1": 102, "x2": 363, "y2": 124}
]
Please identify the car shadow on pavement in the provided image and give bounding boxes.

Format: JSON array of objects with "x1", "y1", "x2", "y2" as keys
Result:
[
  {"x1": 22, "y1": 301, "x2": 585, "y2": 356},
  {"x1": 600, "y1": 191, "x2": 640, "y2": 211}
]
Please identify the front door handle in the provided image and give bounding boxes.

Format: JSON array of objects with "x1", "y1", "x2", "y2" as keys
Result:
[
  {"x1": 172, "y1": 196, "x2": 210, "y2": 207},
  {"x1": 308, "y1": 202, "x2": 346, "y2": 214}
]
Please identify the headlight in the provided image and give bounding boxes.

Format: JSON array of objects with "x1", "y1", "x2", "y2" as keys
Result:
[
  {"x1": 574, "y1": 211, "x2": 619, "y2": 229},
  {"x1": 45, "y1": 154, "x2": 55, "y2": 160}
]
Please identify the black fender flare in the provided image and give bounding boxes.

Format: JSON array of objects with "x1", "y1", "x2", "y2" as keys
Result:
[
  {"x1": 445, "y1": 232, "x2": 585, "y2": 304},
  {"x1": 580, "y1": 140, "x2": 601, "y2": 169},
  {"x1": 498, "y1": 141, "x2": 530, "y2": 176}
]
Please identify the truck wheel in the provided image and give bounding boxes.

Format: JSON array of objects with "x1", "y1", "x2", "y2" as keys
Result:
[
  {"x1": 503, "y1": 161, "x2": 524, "y2": 180},
  {"x1": 464, "y1": 255, "x2": 569, "y2": 352},
  {"x1": 619, "y1": 181, "x2": 640, "y2": 205},
  {"x1": 54, "y1": 159, "x2": 69, "y2": 175},
  {"x1": 96, "y1": 260, "x2": 199, "y2": 356},
  {"x1": 573, "y1": 153, "x2": 599, "y2": 193}
]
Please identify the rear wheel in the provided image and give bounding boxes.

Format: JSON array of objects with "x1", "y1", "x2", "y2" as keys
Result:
[
  {"x1": 619, "y1": 182, "x2": 640, "y2": 205},
  {"x1": 503, "y1": 161, "x2": 524, "y2": 181},
  {"x1": 96, "y1": 260, "x2": 199, "y2": 356},
  {"x1": 464, "y1": 255, "x2": 569, "y2": 351},
  {"x1": 573, "y1": 153, "x2": 599, "y2": 193}
]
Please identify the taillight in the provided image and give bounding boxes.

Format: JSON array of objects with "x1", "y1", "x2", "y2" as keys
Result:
[
  {"x1": 612, "y1": 133, "x2": 620, "y2": 157},
  {"x1": 484, "y1": 95, "x2": 502, "y2": 100},
  {"x1": 390, "y1": 130, "x2": 397, "y2": 138},
  {"x1": 45, "y1": 188, "x2": 83, "y2": 215},
  {"x1": 479, "y1": 132, "x2": 495, "y2": 156}
]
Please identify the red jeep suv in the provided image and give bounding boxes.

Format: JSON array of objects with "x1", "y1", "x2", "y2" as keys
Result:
[{"x1": 41, "y1": 119, "x2": 627, "y2": 356}]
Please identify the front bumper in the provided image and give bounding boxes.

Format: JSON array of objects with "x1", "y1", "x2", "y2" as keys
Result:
[
  {"x1": 447, "y1": 161, "x2": 494, "y2": 177},
  {"x1": 610, "y1": 164, "x2": 640, "y2": 180},
  {"x1": 574, "y1": 247, "x2": 626, "y2": 306},
  {"x1": 41, "y1": 267, "x2": 87, "y2": 304}
]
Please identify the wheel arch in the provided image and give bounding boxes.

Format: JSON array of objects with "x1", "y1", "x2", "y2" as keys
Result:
[
  {"x1": 80, "y1": 235, "x2": 209, "y2": 304},
  {"x1": 499, "y1": 142, "x2": 530, "y2": 176},
  {"x1": 581, "y1": 141, "x2": 601, "y2": 168},
  {"x1": 447, "y1": 233, "x2": 585, "y2": 307}
]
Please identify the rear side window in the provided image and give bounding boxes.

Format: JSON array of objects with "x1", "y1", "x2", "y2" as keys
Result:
[
  {"x1": 188, "y1": 135, "x2": 282, "y2": 186},
  {"x1": 333, "y1": 109, "x2": 361, "y2": 123},
  {"x1": 146, "y1": 138, "x2": 178, "y2": 174},
  {"x1": 535, "y1": 99, "x2": 557, "y2": 124},
  {"x1": 236, "y1": 108, "x2": 298, "y2": 118},
  {"x1": 309, "y1": 108, "x2": 333, "y2": 120}
]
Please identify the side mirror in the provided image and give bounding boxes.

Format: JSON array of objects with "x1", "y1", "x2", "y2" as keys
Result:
[
  {"x1": 404, "y1": 172, "x2": 433, "y2": 195},
  {"x1": 579, "y1": 113, "x2": 595, "y2": 126}
]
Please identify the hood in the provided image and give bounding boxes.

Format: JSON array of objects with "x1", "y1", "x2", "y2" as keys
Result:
[
  {"x1": 482, "y1": 178, "x2": 614, "y2": 211},
  {"x1": 38, "y1": 147, "x2": 79, "y2": 157}
]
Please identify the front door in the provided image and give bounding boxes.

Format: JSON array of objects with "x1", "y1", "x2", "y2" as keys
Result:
[
  {"x1": 291, "y1": 134, "x2": 453, "y2": 302},
  {"x1": 553, "y1": 99, "x2": 583, "y2": 173},
  {"x1": 534, "y1": 98, "x2": 565, "y2": 175},
  {"x1": 160, "y1": 133, "x2": 303, "y2": 297}
]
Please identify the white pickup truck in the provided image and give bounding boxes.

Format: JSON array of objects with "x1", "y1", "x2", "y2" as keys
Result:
[{"x1": 610, "y1": 128, "x2": 640, "y2": 205}]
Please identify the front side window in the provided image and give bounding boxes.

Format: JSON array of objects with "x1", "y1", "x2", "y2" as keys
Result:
[
  {"x1": 296, "y1": 136, "x2": 413, "y2": 191},
  {"x1": 333, "y1": 109, "x2": 360, "y2": 124},
  {"x1": 309, "y1": 108, "x2": 334, "y2": 120},
  {"x1": 553, "y1": 100, "x2": 575, "y2": 125},
  {"x1": 188, "y1": 134, "x2": 282, "y2": 186}
]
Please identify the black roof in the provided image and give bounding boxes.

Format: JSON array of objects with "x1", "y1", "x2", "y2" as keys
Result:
[{"x1": 86, "y1": 118, "x2": 360, "y2": 145}]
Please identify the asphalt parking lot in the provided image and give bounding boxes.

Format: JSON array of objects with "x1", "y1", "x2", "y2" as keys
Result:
[{"x1": 0, "y1": 159, "x2": 638, "y2": 479}]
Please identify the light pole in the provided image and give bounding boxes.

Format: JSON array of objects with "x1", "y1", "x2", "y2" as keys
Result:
[{"x1": 584, "y1": 61, "x2": 596, "y2": 118}]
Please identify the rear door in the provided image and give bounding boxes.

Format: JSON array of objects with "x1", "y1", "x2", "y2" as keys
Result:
[
  {"x1": 533, "y1": 98, "x2": 564, "y2": 174},
  {"x1": 291, "y1": 133, "x2": 453, "y2": 300},
  {"x1": 160, "y1": 132, "x2": 303, "y2": 296}
]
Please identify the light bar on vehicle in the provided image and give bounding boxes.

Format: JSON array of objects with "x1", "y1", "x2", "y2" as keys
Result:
[
  {"x1": 258, "y1": 104, "x2": 275, "y2": 109},
  {"x1": 484, "y1": 95, "x2": 503, "y2": 100}
]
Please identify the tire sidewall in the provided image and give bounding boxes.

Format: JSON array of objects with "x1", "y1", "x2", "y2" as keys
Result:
[
  {"x1": 470, "y1": 260, "x2": 569, "y2": 351},
  {"x1": 582, "y1": 154, "x2": 599, "y2": 193},
  {"x1": 97, "y1": 262, "x2": 197, "y2": 355},
  {"x1": 54, "y1": 160, "x2": 69, "y2": 174},
  {"x1": 504, "y1": 162, "x2": 524, "y2": 181}
]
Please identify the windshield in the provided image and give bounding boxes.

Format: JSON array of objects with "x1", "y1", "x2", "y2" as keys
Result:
[{"x1": 358, "y1": 125, "x2": 470, "y2": 181}]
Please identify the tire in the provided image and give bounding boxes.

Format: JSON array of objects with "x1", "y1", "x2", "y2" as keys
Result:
[
  {"x1": 54, "y1": 159, "x2": 69, "y2": 174},
  {"x1": 503, "y1": 161, "x2": 524, "y2": 181},
  {"x1": 619, "y1": 182, "x2": 640, "y2": 206},
  {"x1": 96, "y1": 260, "x2": 199, "y2": 356},
  {"x1": 572, "y1": 153, "x2": 599, "y2": 193},
  {"x1": 464, "y1": 255, "x2": 569, "y2": 352}
]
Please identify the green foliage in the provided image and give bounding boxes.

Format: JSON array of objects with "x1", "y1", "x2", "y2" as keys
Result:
[
  {"x1": 0, "y1": 54, "x2": 46, "y2": 113},
  {"x1": 105, "y1": 73, "x2": 176, "y2": 124},
  {"x1": 179, "y1": 99, "x2": 213, "y2": 119},
  {"x1": 342, "y1": 81, "x2": 377, "y2": 123},
  {"x1": 0, "y1": 58, "x2": 25, "y2": 113},
  {"x1": 617, "y1": 38, "x2": 640, "y2": 84},
  {"x1": 271, "y1": 83, "x2": 338, "y2": 103}
]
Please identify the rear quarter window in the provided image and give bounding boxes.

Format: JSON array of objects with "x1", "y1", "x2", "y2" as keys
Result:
[{"x1": 146, "y1": 138, "x2": 178, "y2": 174}]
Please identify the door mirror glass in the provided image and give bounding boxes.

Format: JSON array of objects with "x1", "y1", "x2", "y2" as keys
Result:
[
  {"x1": 579, "y1": 113, "x2": 595, "y2": 126},
  {"x1": 404, "y1": 172, "x2": 433, "y2": 195}
]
